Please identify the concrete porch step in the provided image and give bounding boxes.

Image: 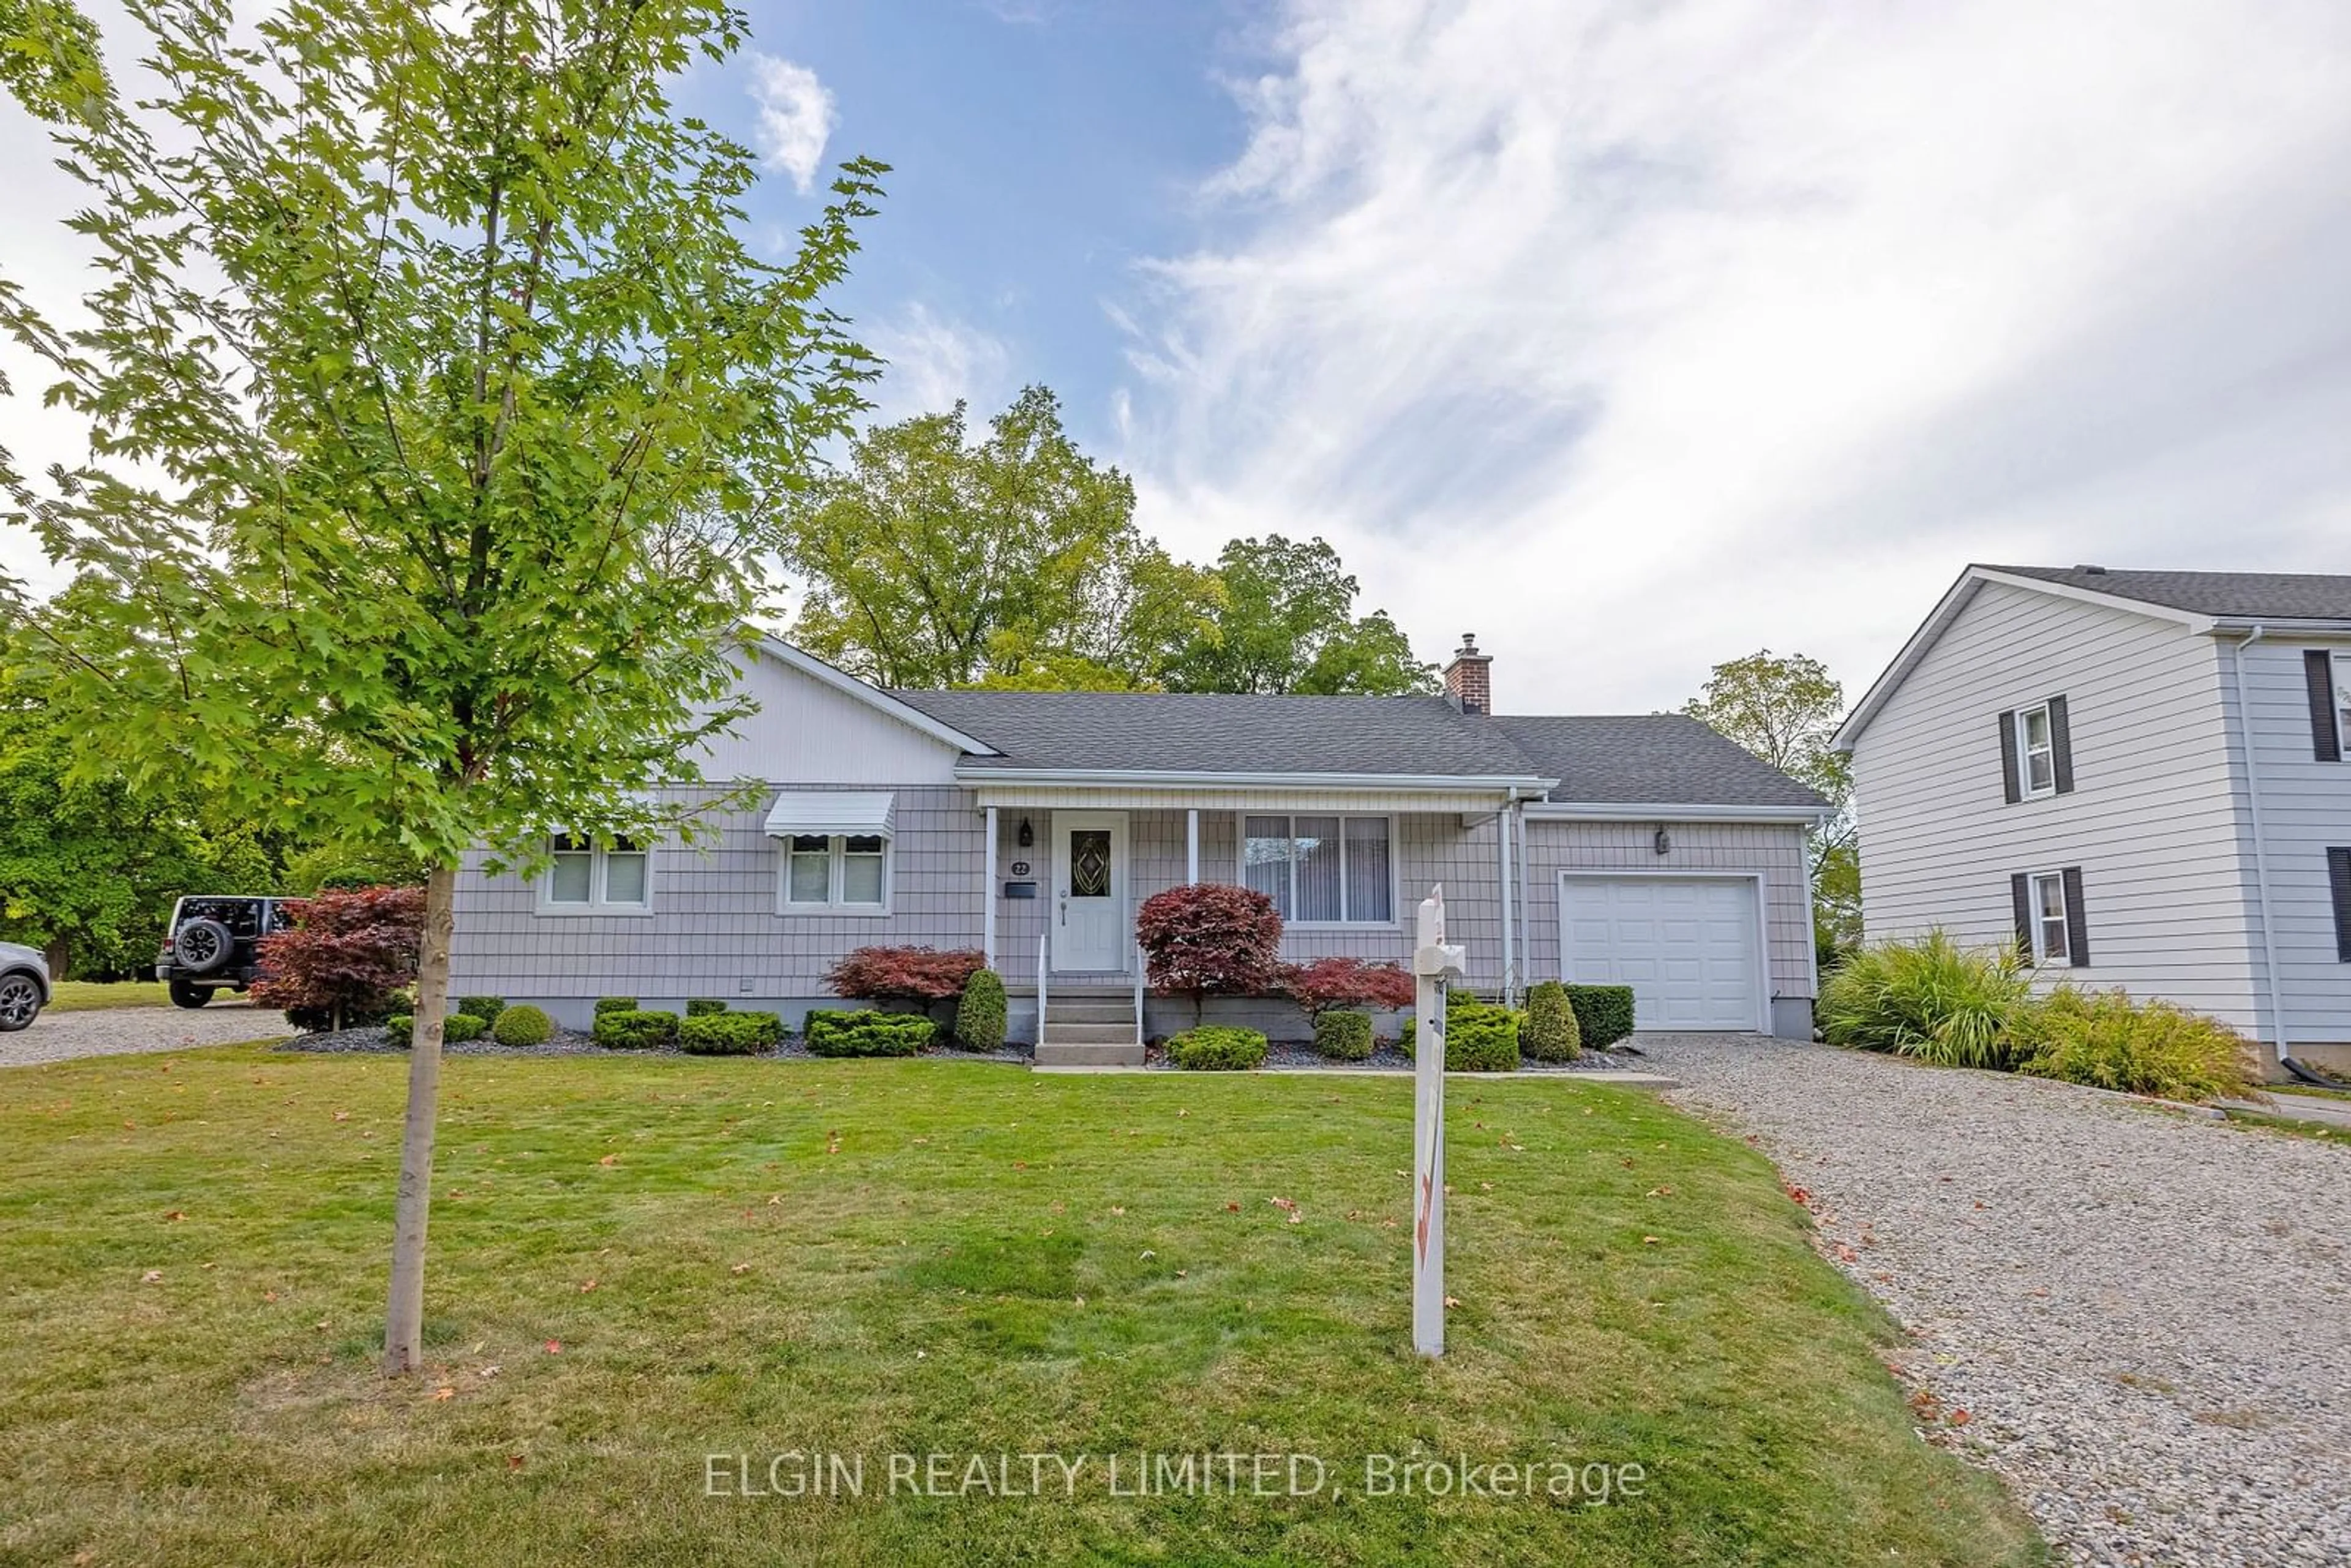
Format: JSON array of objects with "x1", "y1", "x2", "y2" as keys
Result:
[
  {"x1": 1040, "y1": 1021, "x2": 1141, "y2": 1045},
  {"x1": 1045, "y1": 999, "x2": 1135, "y2": 1023},
  {"x1": 1035, "y1": 1040, "x2": 1147, "y2": 1068}
]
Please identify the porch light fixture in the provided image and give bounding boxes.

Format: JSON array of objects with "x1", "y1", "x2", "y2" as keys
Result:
[
  {"x1": 1016, "y1": 816, "x2": 1034, "y2": 849},
  {"x1": 1653, "y1": 826, "x2": 1672, "y2": 856}
]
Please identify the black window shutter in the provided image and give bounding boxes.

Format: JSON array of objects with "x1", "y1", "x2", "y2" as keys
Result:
[
  {"x1": 1997, "y1": 710, "x2": 2021, "y2": 803},
  {"x1": 2049, "y1": 694, "x2": 2074, "y2": 793},
  {"x1": 2308, "y1": 650, "x2": 2342, "y2": 762},
  {"x1": 2330, "y1": 848, "x2": 2351, "y2": 962},
  {"x1": 2010, "y1": 873, "x2": 2033, "y2": 956},
  {"x1": 2061, "y1": 866, "x2": 2089, "y2": 968}
]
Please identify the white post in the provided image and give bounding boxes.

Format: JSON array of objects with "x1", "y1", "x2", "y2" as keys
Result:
[
  {"x1": 1497, "y1": 799, "x2": 1515, "y2": 1006},
  {"x1": 983, "y1": 806, "x2": 999, "y2": 970},
  {"x1": 1186, "y1": 808, "x2": 1199, "y2": 884},
  {"x1": 1412, "y1": 884, "x2": 1466, "y2": 1357}
]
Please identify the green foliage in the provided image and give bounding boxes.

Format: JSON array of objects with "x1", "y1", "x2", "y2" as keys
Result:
[
  {"x1": 953, "y1": 969, "x2": 1008, "y2": 1051},
  {"x1": 383, "y1": 1013, "x2": 412, "y2": 1048},
  {"x1": 1565, "y1": 986, "x2": 1637, "y2": 1050},
  {"x1": 678, "y1": 1011, "x2": 781, "y2": 1056},
  {"x1": 1818, "y1": 932, "x2": 2030, "y2": 1069},
  {"x1": 457, "y1": 996, "x2": 507, "y2": 1026},
  {"x1": 1166, "y1": 535, "x2": 1436, "y2": 696},
  {"x1": 593, "y1": 1009, "x2": 680, "y2": 1051},
  {"x1": 489, "y1": 1004, "x2": 552, "y2": 1048},
  {"x1": 284, "y1": 839, "x2": 431, "y2": 895},
  {"x1": 1166, "y1": 1026, "x2": 1268, "y2": 1071},
  {"x1": 685, "y1": 998, "x2": 729, "y2": 1017},
  {"x1": 804, "y1": 1009, "x2": 936, "y2": 1058},
  {"x1": 787, "y1": 387, "x2": 1213, "y2": 689},
  {"x1": 1311, "y1": 1008, "x2": 1373, "y2": 1062},
  {"x1": 1523, "y1": 981, "x2": 1581, "y2": 1061},
  {"x1": 1400, "y1": 995, "x2": 1522, "y2": 1070},
  {"x1": 441, "y1": 1013, "x2": 486, "y2": 1045},
  {"x1": 2011, "y1": 988, "x2": 2255, "y2": 1103},
  {"x1": 594, "y1": 997, "x2": 640, "y2": 1016}
]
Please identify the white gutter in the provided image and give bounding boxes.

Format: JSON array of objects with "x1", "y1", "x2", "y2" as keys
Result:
[
  {"x1": 1523, "y1": 801, "x2": 1836, "y2": 825},
  {"x1": 2229, "y1": 626, "x2": 2291, "y2": 1062},
  {"x1": 956, "y1": 766, "x2": 1557, "y2": 793}
]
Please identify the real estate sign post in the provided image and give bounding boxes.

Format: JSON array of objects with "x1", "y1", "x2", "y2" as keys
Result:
[{"x1": 1412, "y1": 884, "x2": 1467, "y2": 1357}]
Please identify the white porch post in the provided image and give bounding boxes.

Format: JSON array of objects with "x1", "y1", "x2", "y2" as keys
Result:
[
  {"x1": 1186, "y1": 808, "x2": 1199, "y2": 884},
  {"x1": 1412, "y1": 885, "x2": 1466, "y2": 1357},
  {"x1": 1497, "y1": 798, "x2": 1516, "y2": 1005},
  {"x1": 983, "y1": 806, "x2": 998, "y2": 969}
]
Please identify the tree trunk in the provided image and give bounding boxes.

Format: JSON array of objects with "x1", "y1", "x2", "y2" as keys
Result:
[{"x1": 381, "y1": 863, "x2": 457, "y2": 1375}]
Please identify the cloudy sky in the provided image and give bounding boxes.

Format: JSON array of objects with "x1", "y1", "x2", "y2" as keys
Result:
[{"x1": 5, "y1": 0, "x2": 2349, "y2": 712}]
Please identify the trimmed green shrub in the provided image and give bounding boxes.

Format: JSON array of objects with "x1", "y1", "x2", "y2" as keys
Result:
[
  {"x1": 593, "y1": 1008, "x2": 678, "y2": 1050},
  {"x1": 686, "y1": 997, "x2": 728, "y2": 1016},
  {"x1": 1166, "y1": 1026, "x2": 1268, "y2": 1071},
  {"x1": 1523, "y1": 981, "x2": 1581, "y2": 1061},
  {"x1": 680, "y1": 1011, "x2": 782, "y2": 1056},
  {"x1": 804, "y1": 1009, "x2": 936, "y2": 1058},
  {"x1": 1313, "y1": 1008, "x2": 1374, "y2": 1062},
  {"x1": 1818, "y1": 931, "x2": 2029, "y2": 1069},
  {"x1": 2011, "y1": 987, "x2": 2255, "y2": 1103},
  {"x1": 593, "y1": 996, "x2": 639, "y2": 1016},
  {"x1": 383, "y1": 1013, "x2": 413, "y2": 1047},
  {"x1": 1400, "y1": 1000, "x2": 1521, "y2": 1071},
  {"x1": 490, "y1": 1003, "x2": 553, "y2": 1047},
  {"x1": 953, "y1": 969, "x2": 1008, "y2": 1051},
  {"x1": 441, "y1": 1012, "x2": 486, "y2": 1044},
  {"x1": 457, "y1": 995, "x2": 506, "y2": 1025},
  {"x1": 1564, "y1": 985, "x2": 1635, "y2": 1049}
]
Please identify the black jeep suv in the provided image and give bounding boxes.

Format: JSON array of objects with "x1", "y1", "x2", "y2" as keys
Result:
[{"x1": 157, "y1": 896, "x2": 288, "y2": 1008}]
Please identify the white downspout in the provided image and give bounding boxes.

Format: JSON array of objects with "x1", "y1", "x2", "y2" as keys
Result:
[
  {"x1": 983, "y1": 805, "x2": 998, "y2": 970},
  {"x1": 2230, "y1": 627, "x2": 2290, "y2": 1066},
  {"x1": 1498, "y1": 793, "x2": 1516, "y2": 1005}
]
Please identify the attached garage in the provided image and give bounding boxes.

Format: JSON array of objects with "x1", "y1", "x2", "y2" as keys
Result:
[{"x1": 1559, "y1": 873, "x2": 1768, "y2": 1032}]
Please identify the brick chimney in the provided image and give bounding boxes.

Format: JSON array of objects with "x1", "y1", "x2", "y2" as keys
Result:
[{"x1": 1442, "y1": 632, "x2": 1491, "y2": 715}]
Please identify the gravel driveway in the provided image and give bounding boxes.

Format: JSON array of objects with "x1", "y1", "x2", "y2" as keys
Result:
[
  {"x1": 0, "y1": 1002, "x2": 287, "y2": 1068},
  {"x1": 1641, "y1": 1033, "x2": 2350, "y2": 1567}
]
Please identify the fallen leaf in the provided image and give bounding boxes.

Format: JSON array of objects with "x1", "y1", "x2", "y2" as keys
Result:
[
  {"x1": 1267, "y1": 1196, "x2": 1297, "y2": 1211},
  {"x1": 315, "y1": 1319, "x2": 331, "y2": 1330},
  {"x1": 141, "y1": 1269, "x2": 163, "y2": 1284},
  {"x1": 507, "y1": 1455, "x2": 525, "y2": 1471},
  {"x1": 1176, "y1": 1269, "x2": 1188, "y2": 1278},
  {"x1": 544, "y1": 1340, "x2": 562, "y2": 1354},
  {"x1": 1013, "y1": 1161, "x2": 1027, "y2": 1171},
  {"x1": 1073, "y1": 1296, "x2": 1086, "y2": 1308},
  {"x1": 1949, "y1": 1408, "x2": 1971, "y2": 1427},
  {"x1": 433, "y1": 1387, "x2": 456, "y2": 1401},
  {"x1": 1224, "y1": 1202, "x2": 1240, "y2": 1212},
  {"x1": 1286, "y1": 1211, "x2": 1302, "y2": 1225},
  {"x1": 263, "y1": 1289, "x2": 279, "y2": 1303},
  {"x1": 579, "y1": 1279, "x2": 598, "y2": 1293},
  {"x1": 333, "y1": 1111, "x2": 351, "y2": 1123},
  {"x1": 479, "y1": 1365, "x2": 501, "y2": 1379},
  {"x1": 1109, "y1": 1206, "x2": 1126, "y2": 1216},
  {"x1": 164, "y1": 1209, "x2": 185, "y2": 1222},
  {"x1": 1443, "y1": 1294, "x2": 1461, "y2": 1308},
  {"x1": 1139, "y1": 1249, "x2": 1155, "y2": 1260},
  {"x1": 730, "y1": 1262, "x2": 752, "y2": 1275},
  {"x1": 598, "y1": 1153, "x2": 619, "y2": 1168},
  {"x1": 1641, "y1": 1236, "x2": 1661, "y2": 1246}
]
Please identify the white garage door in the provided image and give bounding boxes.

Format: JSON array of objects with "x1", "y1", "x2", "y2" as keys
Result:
[{"x1": 1562, "y1": 876, "x2": 1762, "y2": 1032}]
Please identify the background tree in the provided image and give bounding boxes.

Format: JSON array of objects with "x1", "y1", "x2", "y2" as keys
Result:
[
  {"x1": 1681, "y1": 651, "x2": 1860, "y2": 963},
  {"x1": 1165, "y1": 535, "x2": 1437, "y2": 696},
  {"x1": 786, "y1": 386, "x2": 1213, "y2": 688},
  {"x1": 1, "y1": 0, "x2": 877, "y2": 1371}
]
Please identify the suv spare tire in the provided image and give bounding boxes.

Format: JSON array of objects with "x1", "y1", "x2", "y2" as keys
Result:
[{"x1": 173, "y1": 918, "x2": 234, "y2": 975}]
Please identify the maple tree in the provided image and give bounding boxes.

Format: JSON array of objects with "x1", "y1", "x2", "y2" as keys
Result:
[
  {"x1": 825, "y1": 946, "x2": 985, "y2": 1004},
  {"x1": 251, "y1": 884, "x2": 427, "y2": 1032},
  {"x1": 1280, "y1": 956, "x2": 1414, "y2": 1017},
  {"x1": 1136, "y1": 883, "x2": 1285, "y2": 1025}
]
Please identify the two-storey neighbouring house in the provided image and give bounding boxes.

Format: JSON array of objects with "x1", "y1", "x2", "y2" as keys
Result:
[{"x1": 1834, "y1": 565, "x2": 2351, "y2": 1078}]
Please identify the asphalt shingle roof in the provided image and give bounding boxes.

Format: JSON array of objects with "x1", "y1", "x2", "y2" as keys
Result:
[
  {"x1": 885, "y1": 688, "x2": 1827, "y2": 808},
  {"x1": 1986, "y1": 565, "x2": 2351, "y2": 621}
]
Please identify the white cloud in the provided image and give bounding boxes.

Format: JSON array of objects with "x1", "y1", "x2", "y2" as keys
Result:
[
  {"x1": 863, "y1": 304, "x2": 1013, "y2": 425},
  {"x1": 1120, "y1": 0, "x2": 2351, "y2": 711},
  {"x1": 746, "y1": 52, "x2": 836, "y2": 194}
]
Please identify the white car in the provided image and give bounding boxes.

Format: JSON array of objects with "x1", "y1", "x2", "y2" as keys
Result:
[{"x1": 0, "y1": 942, "x2": 51, "y2": 1032}]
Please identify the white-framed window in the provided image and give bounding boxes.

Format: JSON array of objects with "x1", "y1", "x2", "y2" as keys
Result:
[
  {"x1": 2335, "y1": 651, "x2": 2351, "y2": 754},
  {"x1": 541, "y1": 833, "x2": 652, "y2": 913},
  {"x1": 779, "y1": 833, "x2": 891, "y2": 913},
  {"x1": 2015, "y1": 703, "x2": 2056, "y2": 797},
  {"x1": 2028, "y1": 870, "x2": 2068, "y2": 963},
  {"x1": 1240, "y1": 814, "x2": 1394, "y2": 924}
]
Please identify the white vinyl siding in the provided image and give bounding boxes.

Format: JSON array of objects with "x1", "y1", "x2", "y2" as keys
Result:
[{"x1": 1851, "y1": 579, "x2": 2260, "y2": 1032}]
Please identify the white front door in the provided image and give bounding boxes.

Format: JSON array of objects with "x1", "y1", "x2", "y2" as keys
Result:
[
  {"x1": 1562, "y1": 875, "x2": 1764, "y2": 1031},
  {"x1": 1054, "y1": 812, "x2": 1128, "y2": 972}
]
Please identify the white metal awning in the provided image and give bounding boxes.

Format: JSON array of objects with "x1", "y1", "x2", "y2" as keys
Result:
[{"x1": 763, "y1": 790, "x2": 896, "y2": 839}]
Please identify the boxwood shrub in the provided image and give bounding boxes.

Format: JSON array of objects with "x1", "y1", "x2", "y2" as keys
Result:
[
  {"x1": 383, "y1": 1013, "x2": 413, "y2": 1048},
  {"x1": 1400, "y1": 1000, "x2": 1521, "y2": 1071},
  {"x1": 490, "y1": 1003, "x2": 553, "y2": 1047},
  {"x1": 1167, "y1": 1025, "x2": 1268, "y2": 1071},
  {"x1": 1565, "y1": 985, "x2": 1636, "y2": 1049},
  {"x1": 593, "y1": 1008, "x2": 678, "y2": 1050},
  {"x1": 593, "y1": 996, "x2": 639, "y2": 1016},
  {"x1": 686, "y1": 997, "x2": 728, "y2": 1017},
  {"x1": 457, "y1": 995, "x2": 507, "y2": 1025},
  {"x1": 680, "y1": 1011, "x2": 782, "y2": 1056},
  {"x1": 441, "y1": 1012, "x2": 486, "y2": 1044},
  {"x1": 1312, "y1": 1008, "x2": 1374, "y2": 1062},
  {"x1": 804, "y1": 1009, "x2": 936, "y2": 1057},
  {"x1": 1522, "y1": 980, "x2": 1581, "y2": 1062},
  {"x1": 953, "y1": 969, "x2": 1008, "y2": 1051}
]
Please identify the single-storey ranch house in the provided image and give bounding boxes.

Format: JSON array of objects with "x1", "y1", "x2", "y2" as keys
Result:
[{"x1": 448, "y1": 636, "x2": 1831, "y2": 1061}]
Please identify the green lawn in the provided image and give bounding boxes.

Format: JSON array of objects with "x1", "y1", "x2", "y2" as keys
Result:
[
  {"x1": 0, "y1": 1049, "x2": 2039, "y2": 1566},
  {"x1": 41, "y1": 980, "x2": 176, "y2": 1011}
]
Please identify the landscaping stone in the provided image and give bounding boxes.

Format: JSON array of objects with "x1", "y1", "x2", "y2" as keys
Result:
[{"x1": 1644, "y1": 1032, "x2": 2351, "y2": 1568}]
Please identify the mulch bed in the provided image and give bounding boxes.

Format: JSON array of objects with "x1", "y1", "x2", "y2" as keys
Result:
[{"x1": 274, "y1": 1024, "x2": 1032, "y2": 1064}]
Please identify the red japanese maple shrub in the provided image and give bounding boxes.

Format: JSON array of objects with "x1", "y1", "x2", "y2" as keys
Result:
[
  {"x1": 1136, "y1": 883, "x2": 1284, "y2": 1025},
  {"x1": 1280, "y1": 956, "x2": 1415, "y2": 1017},
  {"x1": 825, "y1": 946, "x2": 985, "y2": 1007},
  {"x1": 252, "y1": 883, "x2": 427, "y2": 1032}
]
